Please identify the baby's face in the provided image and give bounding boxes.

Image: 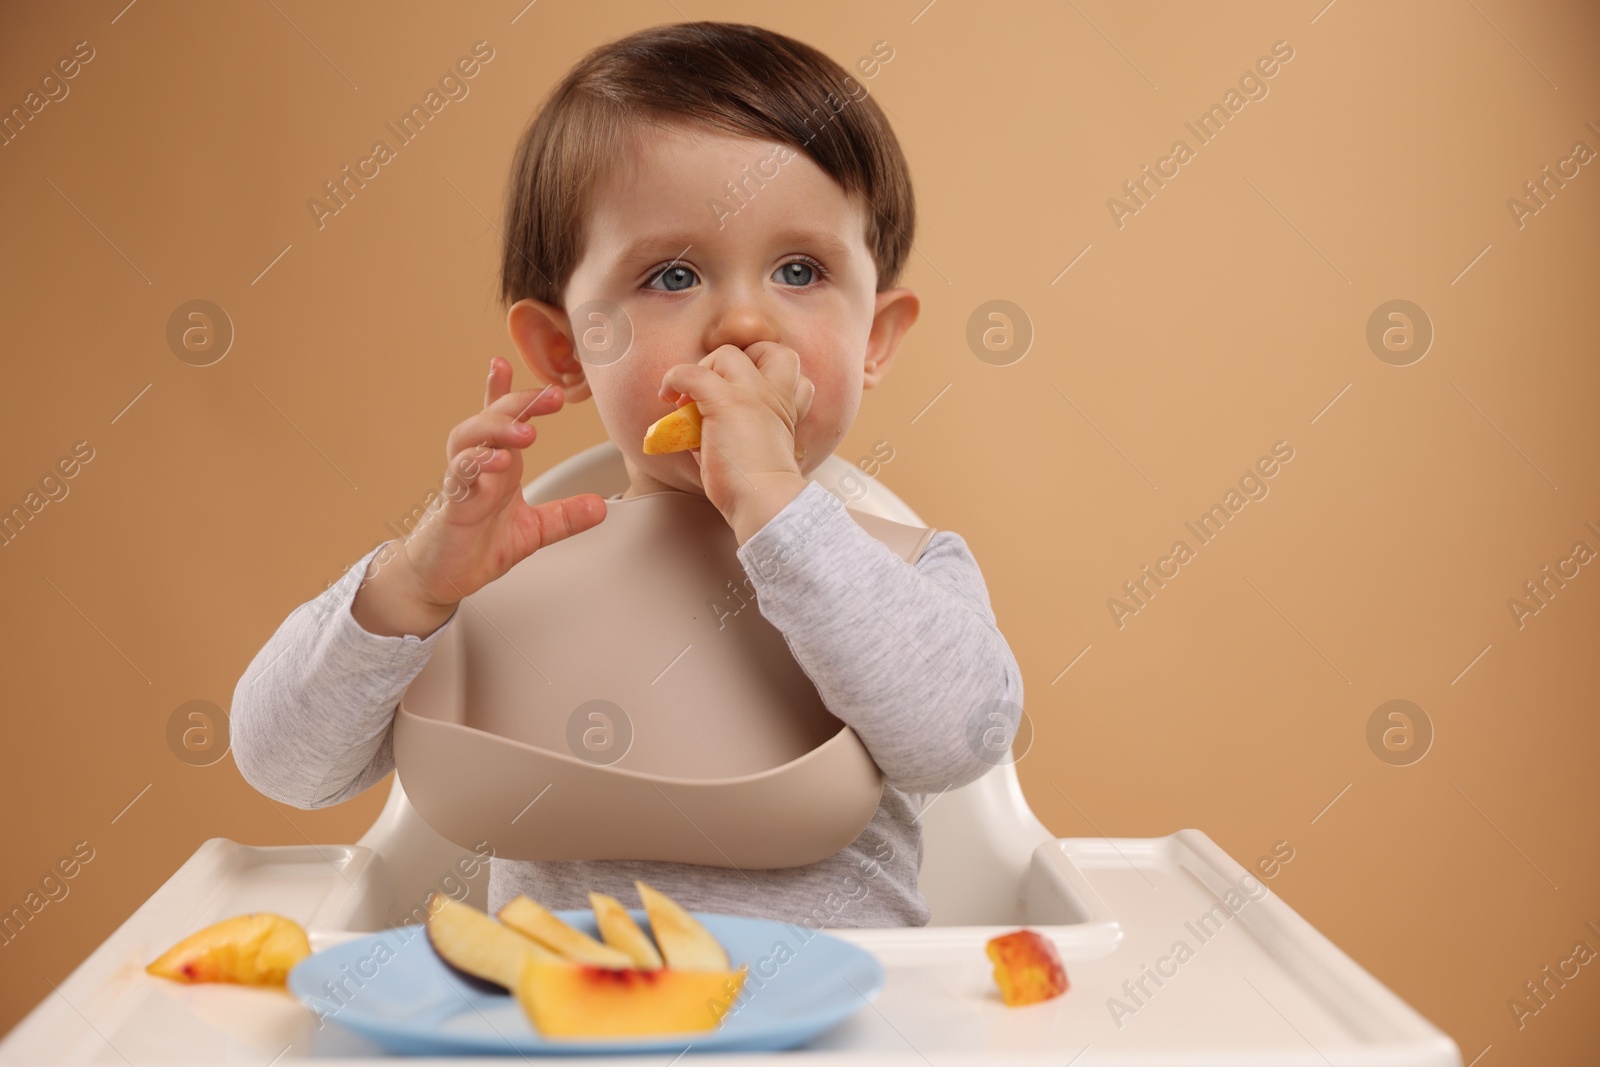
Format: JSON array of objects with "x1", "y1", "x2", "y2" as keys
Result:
[{"x1": 561, "y1": 123, "x2": 893, "y2": 497}]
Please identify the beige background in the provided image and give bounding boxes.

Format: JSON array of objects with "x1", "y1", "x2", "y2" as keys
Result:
[{"x1": 2, "y1": 0, "x2": 1596, "y2": 1061}]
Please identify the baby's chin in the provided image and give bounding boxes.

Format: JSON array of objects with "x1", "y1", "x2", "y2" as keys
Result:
[
  {"x1": 681, "y1": 456, "x2": 706, "y2": 492},
  {"x1": 620, "y1": 450, "x2": 707, "y2": 499}
]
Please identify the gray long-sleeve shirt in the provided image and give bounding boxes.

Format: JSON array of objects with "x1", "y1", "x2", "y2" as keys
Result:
[{"x1": 231, "y1": 479, "x2": 1023, "y2": 927}]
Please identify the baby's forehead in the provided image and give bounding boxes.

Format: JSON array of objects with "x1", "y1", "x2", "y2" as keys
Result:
[
  {"x1": 609, "y1": 121, "x2": 798, "y2": 189},
  {"x1": 585, "y1": 122, "x2": 870, "y2": 252}
]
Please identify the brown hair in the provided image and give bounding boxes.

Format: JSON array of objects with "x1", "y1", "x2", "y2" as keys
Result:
[{"x1": 498, "y1": 21, "x2": 915, "y2": 309}]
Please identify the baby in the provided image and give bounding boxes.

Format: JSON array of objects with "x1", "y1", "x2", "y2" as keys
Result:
[{"x1": 231, "y1": 21, "x2": 1023, "y2": 928}]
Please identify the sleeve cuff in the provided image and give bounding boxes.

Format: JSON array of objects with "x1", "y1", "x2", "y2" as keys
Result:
[
  {"x1": 326, "y1": 540, "x2": 459, "y2": 660},
  {"x1": 735, "y1": 479, "x2": 855, "y2": 585}
]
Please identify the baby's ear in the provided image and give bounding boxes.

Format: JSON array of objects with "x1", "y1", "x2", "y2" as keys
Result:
[
  {"x1": 863, "y1": 288, "x2": 920, "y2": 390},
  {"x1": 507, "y1": 298, "x2": 592, "y2": 402}
]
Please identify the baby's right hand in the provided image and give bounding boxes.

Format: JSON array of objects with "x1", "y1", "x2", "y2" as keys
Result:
[{"x1": 350, "y1": 357, "x2": 607, "y2": 638}]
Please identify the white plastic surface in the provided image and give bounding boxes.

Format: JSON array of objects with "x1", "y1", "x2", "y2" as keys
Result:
[{"x1": 1, "y1": 829, "x2": 1461, "y2": 1065}]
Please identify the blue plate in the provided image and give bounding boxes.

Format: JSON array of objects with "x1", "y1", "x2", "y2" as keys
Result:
[{"x1": 288, "y1": 909, "x2": 885, "y2": 1055}]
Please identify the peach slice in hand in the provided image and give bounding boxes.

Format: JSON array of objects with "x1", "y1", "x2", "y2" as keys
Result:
[
  {"x1": 517, "y1": 954, "x2": 747, "y2": 1038},
  {"x1": 425, "y1": 892, "x2": 556, "y2": 991},
  {"x1": 499, "y1": 895, "x2": 635, "y2": 969},
  {"x1": 985, "y1": 929, "x2": 1069, "y2": 1006},
  {"x1": 642, "y1": 402, "x2": 702, "y2": 454},
  {"x1": 145, "y1": 913, "x2": 310, "y2": 985}
]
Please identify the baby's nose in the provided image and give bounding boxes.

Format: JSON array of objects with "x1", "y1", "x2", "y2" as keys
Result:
[{"x1": 703, "y1": 295, "x2": 779, "y2": 353}]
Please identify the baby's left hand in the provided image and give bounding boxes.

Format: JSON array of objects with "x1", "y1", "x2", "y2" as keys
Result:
[{"x1": 657, "y1": 341, "x2": 816, "y2": 543}]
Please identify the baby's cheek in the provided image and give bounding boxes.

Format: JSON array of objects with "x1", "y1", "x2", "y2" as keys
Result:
[{"x1": 817, "y1": 373, "x2": 858, "y2": 421}]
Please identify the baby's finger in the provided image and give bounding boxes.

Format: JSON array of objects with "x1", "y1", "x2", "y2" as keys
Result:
[
  {"x1": 483, "y1": 357, "x2": 512, "y2": 409},
  {"x1": 520, "y1": 493, "x2": 607, "y2": 551},
  {"x1": 742, "y1": 341, "x2": 803, "y2": 411},
  {"x1": 658, "y1": 361, "x2": 735, "y2": 407},
  {"x1": 439, "y1": 444, "x2": 506, "y2": 503},
  {"x1": 446, "y1": 411, "x2": 537, "y2": 462},
  {"x1": 485, "y1": 381, "x2": 563, "y2": 423},
  {"x1": 795, "y1": 374, "x2": 815, "y2": 421},
  {"x1": 699, "y1": 343, "x2": 768, "y2": 392},
  {"x1": 742, "y1": 341, "x2": 800, "y2": 381}
]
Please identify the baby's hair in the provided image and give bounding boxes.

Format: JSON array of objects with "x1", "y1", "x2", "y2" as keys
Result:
[{"x1": 497, "y1": 21, "x2": 915, "y2": 309}]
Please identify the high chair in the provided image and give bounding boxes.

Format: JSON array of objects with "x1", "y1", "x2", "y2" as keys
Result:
[{"x1": 0, "y1": 443, "x2": 1464, "y2": 1065}]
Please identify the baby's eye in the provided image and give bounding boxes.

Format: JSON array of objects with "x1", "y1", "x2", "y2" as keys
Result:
[
  {"x1": 773, "y1": 258, "x2": 824, "y2": 287},
  {"x1": 646, "y1": 264, "x2": 699, "y2": 292}
]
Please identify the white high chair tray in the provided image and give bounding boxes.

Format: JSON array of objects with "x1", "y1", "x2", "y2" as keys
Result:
[{"x1": 1, "y1": 829, "x2": 1459, "y2": 1066}]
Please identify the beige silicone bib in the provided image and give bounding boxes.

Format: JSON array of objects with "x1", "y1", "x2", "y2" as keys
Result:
[{"x1": 394, "y1": 486, "x2": 933, "y2": 868}]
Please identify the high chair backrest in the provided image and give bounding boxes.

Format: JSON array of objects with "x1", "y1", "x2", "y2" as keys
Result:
[{"x1": 357, "y1": 442, "x2": 1051, "y2": 927}]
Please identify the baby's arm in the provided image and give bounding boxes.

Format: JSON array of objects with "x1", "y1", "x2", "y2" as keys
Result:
[
  {"x1": 734, "y1": 481, "x2": 1024, "y2": 794},
  {"x1": 233, "y1": 357, "x2": 603, "y2": 808},
  {"x1": 230, "y1": 542, "x2": 453, "y2": 808}
]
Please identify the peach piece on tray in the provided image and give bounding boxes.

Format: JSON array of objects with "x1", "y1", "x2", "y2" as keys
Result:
[
  {"x1": 145, "y1": 913, "x2": 311, "y2": 985},
  {"x1": 985, "y1": 928, "x2": 1069, "y2": 1006}
]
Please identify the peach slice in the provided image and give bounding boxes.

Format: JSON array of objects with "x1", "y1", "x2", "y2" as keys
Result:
[
  {"x1": 985, "y1": 928, "x2": 1069, "y2": 1006},
  {"x1": 589, "y1": 892, "x2": 663, "y2": 970},
  {"x1": 642, "y1": 402, "x2": 702, "y2": 454},
  {"x1": 498, "y1": 895, "x2": 635, "y2": 970},
  {"x1": 145, "y1": 912, "x2": 310, "y2": 985},
  {"x1": 516, "y1": 954, "x2": 747, "y2": 1038},
  {"x1": 425, "y1": 892, "x2": 555, "y2": 991},
  {"x1": 634, "y1": 880, "x2": 729, "y2": 972}
]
